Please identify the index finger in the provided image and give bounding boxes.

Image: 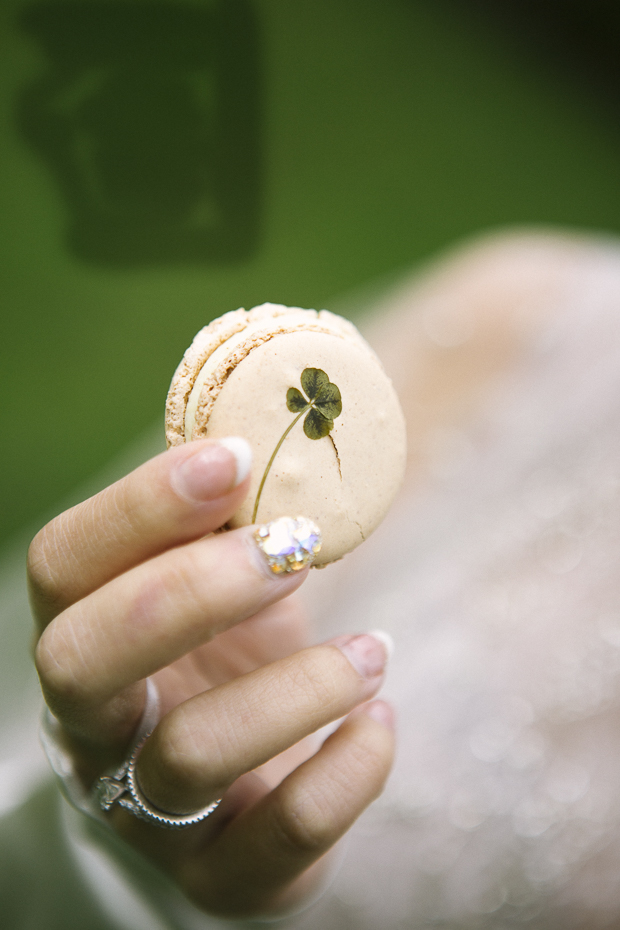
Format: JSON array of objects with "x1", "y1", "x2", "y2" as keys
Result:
[{"x1": 28, "y1": 438, "x2": 252, "y2": 629}]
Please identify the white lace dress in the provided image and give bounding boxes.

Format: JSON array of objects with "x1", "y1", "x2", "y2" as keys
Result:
[
  {"x1": 293, "y1": 254, "x2": 620, "y2": 930},
  {"x1": 3, "y1": 245, "x2": 620, "y2": 929}
]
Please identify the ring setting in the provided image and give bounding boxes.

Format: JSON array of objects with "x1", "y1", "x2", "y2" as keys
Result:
[{"x1": 94, "y1": 735, "x2": 221, "y2": 829}]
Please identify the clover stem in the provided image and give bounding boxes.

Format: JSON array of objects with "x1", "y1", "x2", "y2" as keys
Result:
[{"x1": 252, "y1": 405, "x2": 310, "y2": 524}]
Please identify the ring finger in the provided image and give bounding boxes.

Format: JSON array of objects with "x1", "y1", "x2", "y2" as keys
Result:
[{"x1": 136, "y1": 632, "x2": 391, "y2": 815}]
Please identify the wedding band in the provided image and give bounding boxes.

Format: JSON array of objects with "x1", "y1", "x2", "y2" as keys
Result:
[{"x1": 94, "y1": 733, "x2": 221, "y2": 829}]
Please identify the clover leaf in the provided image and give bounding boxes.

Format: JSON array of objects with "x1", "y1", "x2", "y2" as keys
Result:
[
  {"x1": 252, "y1": 367, "x2": 343, "y2": 522},
  {"x1": 287, "y1": 367, "x2": 342, "y2": 439}
]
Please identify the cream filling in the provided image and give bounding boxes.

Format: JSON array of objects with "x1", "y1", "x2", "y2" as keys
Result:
[{"x1": 185, "y1": 326, "x2": 246, "y2": 441}]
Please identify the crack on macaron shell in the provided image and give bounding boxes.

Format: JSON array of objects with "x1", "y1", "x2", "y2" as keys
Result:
[
  {"x1": 351, "y1": 515, "x2": 366, "y2": 542},
  {"x1": 328, "y1": 433, "x2": 342, "y2": 481},
  {"x1": 326, "y1": 433, "x2": 360, "y2": 546}
]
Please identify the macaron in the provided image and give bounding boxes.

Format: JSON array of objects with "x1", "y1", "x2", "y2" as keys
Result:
[{"x1": 165, "y1": 302, "x2": 406, "y2": 566}]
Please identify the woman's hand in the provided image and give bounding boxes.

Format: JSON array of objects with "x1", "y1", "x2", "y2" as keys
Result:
[{"x1": 27, "y1": 438, "x2": 394, "y2": 919}]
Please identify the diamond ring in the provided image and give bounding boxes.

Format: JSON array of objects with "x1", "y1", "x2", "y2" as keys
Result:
[{"x1": 94, "y1": 734, "x2": 221, "y2": 829}]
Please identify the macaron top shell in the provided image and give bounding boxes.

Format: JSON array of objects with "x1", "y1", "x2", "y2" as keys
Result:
[
  {"x1": 165, "y1": 303, "x2": 363, "y2": 449},
  {"x1": 166, "y1": 304, "x2": 406, "y2": 565}
]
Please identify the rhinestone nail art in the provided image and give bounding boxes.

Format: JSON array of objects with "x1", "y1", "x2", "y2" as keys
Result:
[{"x1": 254, "y1": 516, "x2": 322, "y2": 573}]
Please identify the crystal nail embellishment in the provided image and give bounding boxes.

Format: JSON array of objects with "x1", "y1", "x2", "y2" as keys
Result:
[{"x1": 254, "y1": 516, "x2": 322, "y2": 574}]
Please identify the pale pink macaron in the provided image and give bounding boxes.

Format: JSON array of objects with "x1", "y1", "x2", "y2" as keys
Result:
[{"x1": 165, "y1": 303, "x2": 406, "y2": 566}]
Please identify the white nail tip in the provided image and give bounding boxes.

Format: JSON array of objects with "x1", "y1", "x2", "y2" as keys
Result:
[
  {"x1": 368, "y1": 629, "x2": 394, "y2": 660},
  {"x1": 218, "y1": 437, "x2": 252, "y2": 486}
]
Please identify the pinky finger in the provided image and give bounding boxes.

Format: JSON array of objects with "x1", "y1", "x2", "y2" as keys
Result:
[{"x1": 183, "y1": 701, "x2": 395, "y2": 920}]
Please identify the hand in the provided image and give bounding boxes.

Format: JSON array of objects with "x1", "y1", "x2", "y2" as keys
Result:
[{"x1": 28, "y1": 439, "x2": 394, "y2": 919}]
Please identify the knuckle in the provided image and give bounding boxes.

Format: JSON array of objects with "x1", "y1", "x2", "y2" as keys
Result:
[
  {"x1": 27, "y1": 527, "x2": 67, "y2": 615},
  {"x1": 159, "y1": 547, "x2": 204, "y2": 613},
  {"x1": 154, "y1": 716, "x2": 225, "y2": 792},
  {"x1": 272, "y1": 786, "x2": 334, "y2": 854},
  {"x1": 338, "y1": 716, "x2": 395, "y2": 799},
  {"x1": 102, "y1": 481, "x2": 141, "y2": 547},
  {"x1": 34, "y1": 626, "x2": 85, "y2": 705},
  {"x1": 282, "y1": 652, "x2": 342, "y2": 714},
  {"x1": 347, "y1": 730, "x2": 391, "y2": 790},
  {"x1": 125, "y1": 550, "x2": 205, "y2": 645}
]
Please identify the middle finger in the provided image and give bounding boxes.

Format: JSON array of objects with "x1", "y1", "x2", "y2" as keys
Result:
[{"x1": 35, "y1": 525, "x2": 308, "y2": 722}]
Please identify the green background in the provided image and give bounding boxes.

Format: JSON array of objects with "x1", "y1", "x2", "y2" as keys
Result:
[{"x1": 3, "y1": 0, "x2": 620, "y2": 551}]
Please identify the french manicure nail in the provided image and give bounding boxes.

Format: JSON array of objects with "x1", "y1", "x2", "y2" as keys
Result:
[
  {"x1": 367, "y1": 629, "x2": 394, "y2": 659},
  {"x1": 218, "y1": 437, "x2": 252, "y2": 485},
  {"x1": 331, "y1": 631, "x2": 391, "y2": 679},
  {"x1": 171, "y1": 437, "x2": 252, "y2": 502}
]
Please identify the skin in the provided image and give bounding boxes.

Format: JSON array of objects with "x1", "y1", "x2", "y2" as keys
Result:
[
  {"x1": 29, "y1": 438, "x2": 394, "y2": 919},
  {"x1": 28, "y1": 229, "x2": 597, "y2": 920}
]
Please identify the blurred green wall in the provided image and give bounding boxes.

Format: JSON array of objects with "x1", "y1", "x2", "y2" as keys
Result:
[{"x1": 3, "y1": 0, "x2": 620, "y2": 550}]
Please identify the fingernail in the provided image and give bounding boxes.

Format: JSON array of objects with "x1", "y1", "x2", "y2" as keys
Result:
[
  {"x1": 367, "y1": 629, "x2": 394, "y2": 659},
  {"x1": 171, "y1": 438, "x2": 252, "y2": 503},
  {"x1": 218, "y1": 437, "x2": 252, "y2": 485},
  {"x1": 254, "y1": 516, "x2": 322, "y2": 574},
  {"x1": 330, "y1": 631, "x2": 391, "y2": 679},
  {"x1": 358, "y1": 700, "x2": 395, "y2": 731}
]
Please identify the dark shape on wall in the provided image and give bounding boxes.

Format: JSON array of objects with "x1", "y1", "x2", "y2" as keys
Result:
[
  {"x1": 16, "y1": 1, "x2": 261, "y2": 266},
  {"x1": 445, "y1": 0, "x2": 620, "y2": 117}
]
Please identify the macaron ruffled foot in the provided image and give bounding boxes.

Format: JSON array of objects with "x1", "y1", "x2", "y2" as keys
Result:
[{"x1": 254, "y1": 516, "x2": 322, "y2": 574}]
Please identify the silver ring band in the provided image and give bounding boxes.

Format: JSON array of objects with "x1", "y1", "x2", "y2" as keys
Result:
[
  {"x1": 93, "y1": 679, "x2": 221, "y2": 829},
  {"x1": 94, "y1": 734, "x2": 221, "y2": 829},
  {"x1": 94, "y1": 736, "x2": 220, "y2": 830}
]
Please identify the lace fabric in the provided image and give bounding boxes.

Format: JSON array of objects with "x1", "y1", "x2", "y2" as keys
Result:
[{"x1": 296, "y1": 252, "x2": 620, "y2": 927}]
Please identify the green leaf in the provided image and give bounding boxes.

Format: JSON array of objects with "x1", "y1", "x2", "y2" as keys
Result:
[
  {"x1": 304, "y1": 407, "x2": 333, "y2": 439},
  {"x1": 301, "y1": 368, "x2": 329, "y2": 401},
  {"x1": 314, "y1": 383, "x2": 342, "y2": 419},
  {"x1": 286, "y1": 387, "x2": 308, "y2": 412}
]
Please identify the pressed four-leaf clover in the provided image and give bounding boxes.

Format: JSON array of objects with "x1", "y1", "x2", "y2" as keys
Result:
[
  {"x1": 252, "y1": 368, "x2": 342, "y2": 522},
  {"x1": 286, "y1": 367, "x2": 343, "y2": 439}
]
